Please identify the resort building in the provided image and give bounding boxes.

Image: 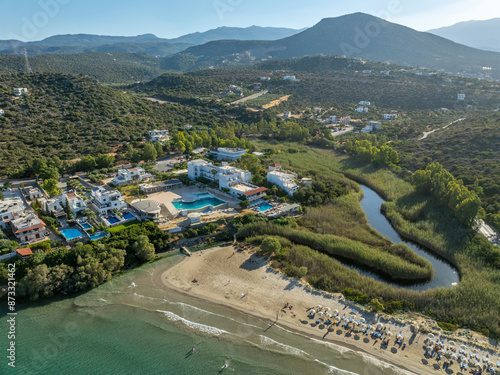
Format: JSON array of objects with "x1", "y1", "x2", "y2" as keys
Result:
[
  {"x1": 217, "y1": 164, "x2": 251, "y2": 190},
  {"x1": 242, "y1": 186, "x2": 268, "y2": 207},
  {"x1": 9, "y1": 213, "x2": 47, "y2": 243},
  {"x1": 0, "y1": 198, "x2": 25, "y2": 229},
  {"x1": 139, "y1": 179, "x2": 183, "y2": 194},
  {"x1": 112, "y1": 167, "x2": 152, "y2": 186},
  {"x1": 148, "y1": 129, "x2": 170, "y2": 143},
  {"x1": 267, "y1": 170, "x2": 299, "y2": 196},
  {"x1": 130, "y1": 199, "x2": 162, "y2": 220},
  {"x1": 188, "y1": 160, "x2": 218, "y2": 182},
  {"x1": 210, "y1": 147, "x2": 247, "y2": 161},
  {"x1": 267, "y1": 203, "x2": 301, "y2": 218},
  {"x1": 13, "y1": 88, "x2": 28, "y2": 96},
  {"x1": 90, "y1": 187, "x2": 127, "y2": 216}
]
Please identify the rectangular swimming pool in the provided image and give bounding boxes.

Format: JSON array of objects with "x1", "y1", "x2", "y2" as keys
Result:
[
  {"x1": 106, "y1": 216, "x2": 120, "y2": 224},
  {"x1": 257, "y1": 203, "x2": 274, "y2": 212},
  {"x1": 90, "y1": 232, "x2": 107, "y2": 241},
  {"x1": 173, "y1": 197, "x2": 224, "y2": 211},
  {"x1": 61, "y1": 228, "x2": 85, "y2": 241},
  {"x1": 122, "y1": 213, "x2": 135, "y2": 220},
  {"x1": 81, "y1": 223, "x2": 93, "y2": 231}
]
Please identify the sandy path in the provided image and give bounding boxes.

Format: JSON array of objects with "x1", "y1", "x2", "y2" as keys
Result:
[{"x1": 161, "y1": 245, "x2": 443, "y2": 375}]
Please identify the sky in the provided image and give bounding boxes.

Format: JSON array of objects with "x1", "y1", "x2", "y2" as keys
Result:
[{"x1": 2, "y1": 0, "x2": 499, "y2": 41}]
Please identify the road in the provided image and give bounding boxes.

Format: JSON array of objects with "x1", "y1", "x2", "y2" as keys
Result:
[
  {"x1": 331, "y1": 126, "x2": 354, "y2": 137},
  {"x1": 419, "y1": 118, "x2": 466, "y2": 141},
  {"x1": 230, "y1": 90, "x2": 268, "y2": 105}
]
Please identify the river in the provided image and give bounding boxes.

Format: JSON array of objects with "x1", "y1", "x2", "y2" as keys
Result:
[{"x1": 359, "y1": 185, "x2": 460, "y2": 290}]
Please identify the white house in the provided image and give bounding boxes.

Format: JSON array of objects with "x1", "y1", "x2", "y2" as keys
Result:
[
  {"x1": 185, "y1": 124, "x2": 193, "y2": 130},
  {"x1": 0, "y1": 109, "x2": 4, "y2": 116},
  {"x1": 268, "y1": 164, "x2": 281, "y2": 172},
  {"x1": 362, "y1": 70, "x2": 372, "y2": 74},
  {"x1": 149, "y1": 130, "x2": 169, "y2": 143},
  {"x1": 65, "y1": 192, "x2": 87, "y2": 215},
  {"x1": 91, "y1": 187, "x2": 127, "y2": 216},
  {"x1": 42, "y1": 195, "x2": 66, "y2": 217},
  {"x1": 284, "y1": 76, "x2": 297, "y2": 81},
  {"x1": 339, "y1": 116, "x2": 351, "y2": 125},
  {"x1": 210, "y1": 147, "x2": 247, "y2": 161},
  {"x1": 9, "y1": 213, "x2": 46, "y2": 244},
  {"x1": 326, "y1": 115, "x2": 337, "y2": 124},
  {"x1": 267, "y1": 170, "x2": 299, "y2": 196},
  {"x1": 260, "y1": 77, "x2": 271, "y2": 81},
  {"x1": 25, "y1": 187, "x2": 43, "y2": 201},
  {"x1": 283, "y1": 111, "x2": 291, "y2": 119},
  {"x1": 458, "y1": 93, "x2": 466, "y2": 101},
  {"x1": 383, "y1": 114, "x2": 398, "y2": 120},
  {"x1": 356, "y1": 107, "x2": 368, "y2": 113},
  {"x1": 13, "y1": 88, "x2": 28, "y2": 96},
  {"x1": 361, "y1": 124, "x2": 374, "y2": 133},
  {"x1": 0, "y1": 198, "x2": 25, "y2": 229},
  {"x1": 358, "y1": 101, "x2": 371, "y2": 106},
  {"x1": 369, "y1": 121, "x2": 382, "y2": 130},
  {"x1": 112, "y1": 167, "x2": 152, "y2": 186}
]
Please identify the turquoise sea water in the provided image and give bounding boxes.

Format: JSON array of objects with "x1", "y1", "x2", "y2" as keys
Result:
[
  {"x1": 173, "y1": 197, "x2": 224, "y2": 210},
  {"x1": 0, "y1": 254, "x2": 414, "y2": 375}
]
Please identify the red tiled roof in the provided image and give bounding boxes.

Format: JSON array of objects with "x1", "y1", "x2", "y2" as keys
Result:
[
  {"x1": 270, "y1": 163, "x2": 280, "y2": 167},
  {"x1": 66, "y1": 192, "x2": 76, "y2": 198},
  {"x1": 243, "y1": 187, "x2": 267, "y2": 197},
  {"x1": 14, "y1": 223, "x2": 45, "y2": 233},
  {"x1": 16, "y1": 247, "x2": 33, "y2": 257}
]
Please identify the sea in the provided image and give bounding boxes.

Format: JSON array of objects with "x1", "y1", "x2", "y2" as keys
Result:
[{"x1": 0, "y1": 252, "x2": 417, "y2": 375}]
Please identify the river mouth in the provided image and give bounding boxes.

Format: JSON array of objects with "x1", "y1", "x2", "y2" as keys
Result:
[{"x1": 357, "y1": 185, "x2": 460, "y2": 291}]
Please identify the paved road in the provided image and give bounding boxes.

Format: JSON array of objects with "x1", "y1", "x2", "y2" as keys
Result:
[
  {"x1": 477, "y1": 219, "x2": 499, "y2": 246},
  {"x1": 331, "y1": 126, "x2": 354, "y2": 137}
]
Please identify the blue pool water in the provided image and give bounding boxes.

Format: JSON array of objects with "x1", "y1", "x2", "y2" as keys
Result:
[
  {"x1": 257, "y1": 203, "x2": 274, "y2": 212},
  {"x1": 81, "y1": 223, "x2": 93, "y2": 230},
  {"x1": 106, "y1": 216, "x2": 120, "y2": 224},
  {"x1": 173, "y1": 197, "x2": 224, "y2": 210},
  {"x1": 90, "y1": 232, "x2": 107, "y2": 241},
  {"x1": 60, "y1": 228, "x2": 84, "y2": 241},
  {"x1": 123, "y1": 213, "x2": 135, "y2": 220}
]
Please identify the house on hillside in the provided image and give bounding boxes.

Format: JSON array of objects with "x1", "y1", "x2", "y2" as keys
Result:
[
  {"x1": 284, "y1": 76, "x2": 297, "y2": 81},
  {"x1": 0, "y1": 109, "x2": 4, "y2": 116},
  {"x1": 383, "y1": 114, "x2": 398, "y2": 120},
  {"x1": 13, "y1": 88, "x2": 28, "y2": 96},
  {"x1": 267, "y1": 169, "x2": 299, "y2": 196},
  {"x1": 210, "y1": 147, "x2": 247, "y2": 161},
  {"x1": 90, "y1": 187, "x2": 127, "y2": 216},
  {"x1": 148, "y1": 130, "x2": 169, "y2": 143},
  {"x1": 16, "y1": 247, "x2": 33, "y2": 260},
  {"x1": 25, "y1": 187, "x2": 43, "y2": 201},
  {"x1": 112, "y1": 168, "x2": 152, "y2": 186},
  {"x1": 0, "y1": 198, "x2": 25, "y2": 229},
  {"x1": 356, "y1": 107, "x2": 368, "y2": 113},
  {"x1": 458, "y1": 93, "x2": 466, "y2": 101},
  {"x1": 359, "y1": 101, "x2": 371, "y2": 106}
]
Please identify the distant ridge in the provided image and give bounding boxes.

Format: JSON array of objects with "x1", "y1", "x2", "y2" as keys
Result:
[{"x1": 428, "y1": 18, "x2": 500, "y2": 52}]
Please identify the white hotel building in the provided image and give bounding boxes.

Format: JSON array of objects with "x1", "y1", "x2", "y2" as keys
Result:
[
  {"x1": 267, "y1": 165, "x2": 299, "y2": 196},
  {"x1": 210, "y1": 147, "x2": 247, "y2": 161}
]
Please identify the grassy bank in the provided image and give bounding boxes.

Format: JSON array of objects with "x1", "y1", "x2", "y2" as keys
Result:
[{"x1": 248, "y1": 140, "x2": 500, "y2": 338}]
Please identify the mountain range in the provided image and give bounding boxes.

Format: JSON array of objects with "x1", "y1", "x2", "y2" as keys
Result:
[
  {"x1": 0, "y1": 26, "x2": 302, "y2": 57},
  {"x1": 428, "y1": 18, "x2": 500, "y2": 52}
]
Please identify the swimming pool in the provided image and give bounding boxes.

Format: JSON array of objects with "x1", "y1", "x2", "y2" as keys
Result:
[
  {"x1": 257, "y1": 203, "x2": 274, "y2": 212},
  {"x1": 173, "y1": 197, "x2": 224, "y2": 210},
  {"x1": 106, "y1": 216, "x2": 120, "y2": 224},
  {"x1": 123, "y1": 213, "x2": 135, "y2": 220},
  {"x1": 81, "y1": 223, "x2": 93, "y2": 231},
  {"x1": 89, "y1": 232, "x2": 107, "y2": 241},
  {"x1": 60, "y1": 228, "x2": 85, "y2": 241}
]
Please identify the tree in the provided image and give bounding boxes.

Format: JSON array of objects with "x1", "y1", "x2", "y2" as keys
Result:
[
  {"x1": 39, "y1": 165, "x2": 60, "y2": 181},
  {"x1": 155, "y1": 142, "x2": 163, "y2": 157},
  {"x1": 131, "y1": 235, "x2": 155, "y2": 262},
  {"x1": 43, "y1": 179, "x2": 61, "y2": 197},
  {"x1": 96, "y1": 154, "x2": 115, "y2": 169},
  {"x1": 143, "y1": 143, "x2": 157, "y2": 163},
  {"x1": 175, "y1": 140, "x2": 186, "y2": 153},
  {"x1": 261, "y1": 237, "x2": 281, "y2": 255}
]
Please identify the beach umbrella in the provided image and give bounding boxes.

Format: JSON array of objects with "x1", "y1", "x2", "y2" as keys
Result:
[
  {"x1": 387, "y1": 331, "x2": 392, "y2": 337},
  {"x1": 427, "y1": 333, "x2": 435, "y2": 339},
  {"x1": 325, "y1": 307, "x2": 330, "y2": 312},
  {"x1": 448, "y1": 340, "x2": 456, "y2": 348},
  {"x1": 376, "y1": 323, "x2": 383, "y2": 330},
  {"x1": 333, "y1": 309, "x2": 338, "y2": 315},
  {"x1": 360, "y1": 317, "x2": 366, "y2": 323},
  {"x1": 318, "y1": 312, "x2": 323, "y2": 317}
]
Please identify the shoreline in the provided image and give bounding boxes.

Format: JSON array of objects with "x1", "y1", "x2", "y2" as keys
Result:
[{"x1": 160, "y1": 245, "x2": 434, "y2": 375}]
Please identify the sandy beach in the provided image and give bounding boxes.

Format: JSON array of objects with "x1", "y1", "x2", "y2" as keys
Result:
[{"x1": 161, "y1": 245, "x2": 452, "y2": 375}]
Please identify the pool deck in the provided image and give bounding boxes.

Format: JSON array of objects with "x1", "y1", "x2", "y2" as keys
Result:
[{"x1": 146, "y1": 186, "x2": 239, "y2": 219}]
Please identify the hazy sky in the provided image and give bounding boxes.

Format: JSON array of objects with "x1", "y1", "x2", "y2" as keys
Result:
[{"x1": 2, "y1": 0, "x2": 499, "y2": 41}]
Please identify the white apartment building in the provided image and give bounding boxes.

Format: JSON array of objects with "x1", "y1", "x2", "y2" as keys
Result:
[
  {"x1": 188, "y1": 160, "x2": 218, "y2": 182},
  {"x1": 267, "y1": 170, "x2": 299, "y2": 196},
  {"x1": 217, "y1": 164, "x2": 251, "y2": 190},
  {"x1": 65, "y1": 192, "x2": 87, "y2": 215},
  {"x1": 210, "y1": 147, "x2": 247, "y2": 161},
  {"x1": 91, "y1": 187, "x2": 127, "y2": 216},
  {"x1": 0, "y1": 198, "x2": 25, "y2": 229},
  {"x1": 113, "y1": 167, "x2": 152, "y2": 186},
  {"x1": 188, "y1": 160, "x2": 253, "y2": 193},
  {"x1": 149, "y1": 129, "x2": 170, "y2": 143}
]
